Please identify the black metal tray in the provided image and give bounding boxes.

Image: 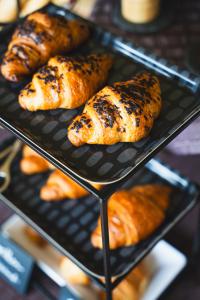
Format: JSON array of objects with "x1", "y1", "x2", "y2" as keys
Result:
[
  {"x1": 0, "y1": 138, "x2": 198, "y2": 287},
  {"x1": 0, "y1": 4, "x2": 200, "y2": 185}
]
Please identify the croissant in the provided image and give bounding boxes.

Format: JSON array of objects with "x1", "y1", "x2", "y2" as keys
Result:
[
  {"x1": 20, "y1": 145, "x2": 54, "y2": 174},
  {"x1": 60, "y1": 257, "x2": 90, "y2": 286},
  {"x1": 68, "y1": 72, "x2": 161, "y2": 146},
  {"x1": 40, "y1": 169, "x2": 101, "y2": 201},
  {"x1": 101, "y1": 263, "x2": 148, "y2": 300},
  {"x1": 19, "y1": 53, "x2": 113, "y2": 111},
  {"x1": 1, "y1": 12, "x2": 89, "y2": 81},
  {"x1": 91, "y1": 184, "x2": 171, "y2": 249},
  {"x1": 24, "y1": 225, "x2": 47, "y2": 247}
]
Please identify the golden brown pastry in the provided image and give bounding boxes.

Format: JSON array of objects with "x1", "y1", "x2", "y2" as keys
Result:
[
  {"x1": 101, "y1": 263, "x2": 148, "y2": 300},
  {"x1": 40, "y1": 169, "x2": 101, "y2": 201},
  {"x1": 91, "y1": 184, "x2": 171, "y2": 249},
  {"x1": 132, "y1": 184, "x2": 170, "y2": 211},
  {"x1": 20, "y1": 145, "x2": 54, "y2": 174},
  {"x1": 19, "y1": 53, "x2": 113, "y2": 111},
  {"x1": 1, "y1": 12, "x2": 89, "y2": 81},
  {"x1": 60, "y1": 257, "x2": 90, "y2": 285},
  {"x1": 24, "y1": 225, "x2": 47, "y2": 247},
  {"x1": 68, "y1": 72, "x2": 161, "y2": 146}
]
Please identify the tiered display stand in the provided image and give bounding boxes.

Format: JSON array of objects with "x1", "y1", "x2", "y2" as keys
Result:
[{"x1": 0, "y1": 4, "x2": 200, "y2": 300}]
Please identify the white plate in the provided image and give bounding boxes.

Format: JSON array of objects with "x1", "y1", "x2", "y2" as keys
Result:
[{"x1": 1, "y1": 215, "x2": 187, "y2": 300}]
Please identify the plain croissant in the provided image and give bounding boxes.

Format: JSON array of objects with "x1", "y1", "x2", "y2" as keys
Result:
[
  {"x1": 20, "y1": 145, "x2": 54, "y2": 174},
  {"x1": 68, "y1": 72, "x2": 161, "y2": 146},
  {"x1": 40, "y1": 169, "x2": 101, "y2": 201},
  {"x1": 101, "y1": 263, "x2": 148, "y2": 300},
  {"x1": 19, "y1": 53, "x2": 113, "y2": 110},
  {"x1": 60, "y1": 257, "x2": 90, "y2": 286},
  {"x1": 91, "y1": 184, "x2": 171, "y2": 249},
  {"x1": 1, "y1": 12, "x2": 89, "y2": 81}
]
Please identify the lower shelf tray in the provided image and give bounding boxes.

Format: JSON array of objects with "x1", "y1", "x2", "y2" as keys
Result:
[
  {"x1": 1, "y1": 215, "x2": 187, "y2": 300},
  {"x1": 0, "y1": 138, "x2": 199, "y2": 287}
]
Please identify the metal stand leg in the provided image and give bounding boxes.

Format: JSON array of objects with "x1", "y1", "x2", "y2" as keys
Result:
[{"x1": 100, "y1": 199, "x2": 112, "y2": 300}]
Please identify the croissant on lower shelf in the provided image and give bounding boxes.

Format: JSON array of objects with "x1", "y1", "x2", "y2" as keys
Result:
[
  {"x1": 23, "y1": 225, "x2": 47, "y2": 247},
  {"x1": 91, "y1": 184, "x2": 171, "y2": 249},
  {"x1": 101, "y1": 263, "x2": 148, "y2": 300},
  {"x1": 40, "y1": 169, "x2": 101, "y2": 201},
  {"x1": 68, "y1": 71, "x2": 162, "y2": 146},
  {"x1": 60, "y1": 256, "x2": 90, "y2": 286},
  {"x1": 19, "y1": 53, "x2": 113, "y2": 110},
  {"x1": 1, "y1": 12, "x2": 89, "y2": 81},
  {"x1": 20, "y1": 145, "x2": 55, "y2": 174}
]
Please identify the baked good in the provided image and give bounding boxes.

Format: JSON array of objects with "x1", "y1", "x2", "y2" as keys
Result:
[
  {"x1": 68, "y1": 71, "x2": 161, "y2": 146},
  {"x1": 20, "y1": 0, "x2": 50, "y2": 17},
  {"x1": 40, "y1": 169, "x2": 101, "y2": 201},
  {"x1": 101, "y1": 263, "x2": 148, "y2": 300},
  {"x1": 24, "y1": 225, "x2": 47, "y2": 247},
  {"x1": 60, "y1": 257, "x2": 90, "y2": 285},
  {"x1": 91, "y1": 184, "x2": 170, "y2": 249},
  {"x1": 19, "y1": 53, "x2": 113, "y2": 111},
  {"x1": 20, "y1": 145, "x2": 54, "y2": 174},
  {"x1": 1, "y1": 12, "x2": 89, "y2": 81},
  {"x1": 0, "y1": 0, "x2": 18, "y2": 23}
]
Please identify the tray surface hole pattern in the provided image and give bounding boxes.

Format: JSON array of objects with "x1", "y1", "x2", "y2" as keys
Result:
[
  {"x1": 1, "y1": 141, "x2": 198, "y2": 281},
  {"x1": 0, "y1": 5, "x2": 199, "y2": 184}
]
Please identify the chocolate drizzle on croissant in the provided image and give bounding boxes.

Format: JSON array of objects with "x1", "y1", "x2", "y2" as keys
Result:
[
  {"x1": 1, "y1": 12, "x2": 90, "y2": 81},
  {"x1": 19, "y1": 53, "x2": 113, "y2": 110},
  {"x1": 68, "y1": 71, "x2": 162, "y2": 146}
]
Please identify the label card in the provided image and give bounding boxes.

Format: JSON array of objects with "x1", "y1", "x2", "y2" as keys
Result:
[
  {"x1": 0, "y1": 234, "x2": 35, "y2": 294},
  {"x1": 59, "y1": 286, "x2": 81, "y2": 300}
]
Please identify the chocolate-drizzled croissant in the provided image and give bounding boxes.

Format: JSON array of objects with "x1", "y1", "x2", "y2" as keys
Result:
[
  {"x1": 40, "y1": 169, "x2": 101, "y2": 201},
  {"x1": 19, "y1": 53, "x2": 113, "y2": 111},
  {"x1": 91, "y1": 184, "x2": 170, "y2": 249},
  {"x1": 68, "y1": 72, "x2": 161, "y2": 146},
  {"x1": 1, "y1": 12, "x2": 89, "y2": 81},
  {"x1": 20, "y1": 145, "x2": 54, "y2": 174}
]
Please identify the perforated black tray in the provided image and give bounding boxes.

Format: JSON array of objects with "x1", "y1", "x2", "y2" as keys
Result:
[
  {"x1": 0, "y1": 5, "x2": 200, "y2": 185},
  {"x1": 0, "y1": 138, "x2": 198, "y2": 287}
]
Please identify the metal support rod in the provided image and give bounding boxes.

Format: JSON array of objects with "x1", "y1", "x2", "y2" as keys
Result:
[{"x1": 100, "y1": 199, "x2": 112, "y2": 300}]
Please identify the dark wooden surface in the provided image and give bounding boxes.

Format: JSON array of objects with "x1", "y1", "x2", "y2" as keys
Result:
[{"x1": 1, "y1": 0, "x2": 200, "y2": 299}]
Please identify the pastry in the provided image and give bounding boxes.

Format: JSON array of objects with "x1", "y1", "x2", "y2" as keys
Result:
[
  {"x1": 24, "y1": 225, "x2": 47, "y2": 247},
  {"x1": 101, "y1": 263, "x2": 148, "y2": 300},
  {"x1": 1, "y1": 12, "x2": 89, "y2": 81},
  {"x1": 60, "y1": 257, "x2": 90, "y2": 285},
  {"x1": 0, "y1": 0, "x2": 18, "y2": 23},
  {"x1": 68, "y1": 72, "x2": 161, "y2": 146},
  {"x1": 91, "y1": 184, "x2": 170, "y2": 249},
  {"x1": 20, "y1": 0, "x2": 50, "y2": 17},
  {"x1": 19, "y1": 53, "x2": 113, "y2": 110},
  {"x1": 20, "y1": 145, "x2": 54, "y2": 174},
  {"x1": 40, "y1": 169, "x2": 101, "y2": 201}
]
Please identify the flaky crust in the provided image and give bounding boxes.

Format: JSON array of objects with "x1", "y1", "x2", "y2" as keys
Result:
[
  {"x1": 68, "y1": 72, "x2": 161, "y2": 146},
  {"x1": 91, "y1": 184, "x2": 171, "y2": 249},
  {"x1": 24, "y1": 226, "x2": 47, "y2": 247},
  {"x1": 60, "y1": 257, "x2": 90, "y2": 285},
  {"x1": 19, "y1": 54, "x2": 113, "y2": 110},
  {"x1": 40, "y1": 169, "x2": 101, "y2": 201},
  {"x1": 1, "y1": 12, "x2": 89, "y2": 81},
  {"x1": 101, "y1": 263, "x2": 148, "y2": 300},
  {"x1": 20, "y1": 145, "x2": 54, "y2": 174}
]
